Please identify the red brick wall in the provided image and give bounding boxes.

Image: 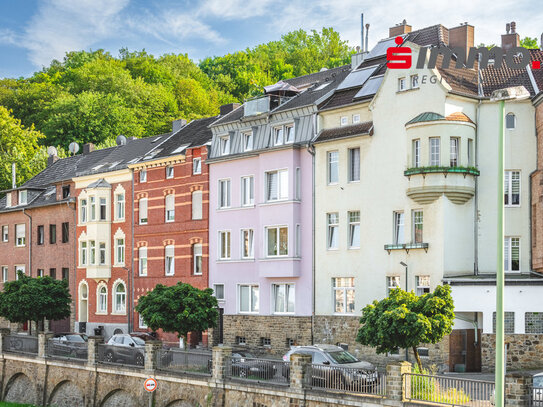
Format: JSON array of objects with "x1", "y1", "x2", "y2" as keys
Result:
[{"x1": 532, "y1": 102, "x2": 543, "y2": 273}]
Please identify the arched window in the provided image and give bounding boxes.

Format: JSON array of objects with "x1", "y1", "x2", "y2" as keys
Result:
[
  {"x1": 97, "y1": 284, "x2": 107, "y2": 314},
  {"x1": 78, "y1": 281, "x2": 88, "y2": 323},
  {"x1": 114, "y1": 282, "x2": 126, "y2": 313},
  {"x1": 506, "y1": 113, "x2": 516, "y2": 129}
]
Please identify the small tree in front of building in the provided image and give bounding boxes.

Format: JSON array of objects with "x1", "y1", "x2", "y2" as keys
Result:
[
  {"x1": 356, "y1": 285, "x2": 454, "y2": 371},
  {"x1": 136, "y1": 282, "x2": 218, "y2": 343},
  {"x1": 0, "y1": 272, "x2": 71, "y2": 334}
]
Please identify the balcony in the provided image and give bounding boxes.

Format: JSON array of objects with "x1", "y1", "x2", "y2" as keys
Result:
[
  {"x1": 404, "y1": 166, "x2": 479, "y2": 205},
  {"x1": 258, "y1": 257, "x2": 301, "y2": 278},
  {"x1": 384, "y1": 243, "x2": 429, "y2": 254},
  {"x1": 85, "y1": 266, "x2": 111, "y2": 280},
  {"x1": 244, "y1": 95, "x2": 292, "y2": 117}
]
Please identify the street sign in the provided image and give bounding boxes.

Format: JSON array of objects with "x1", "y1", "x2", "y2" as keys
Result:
[{"x1": 144, "y1": 378, "x2": 157, "y2": 392}]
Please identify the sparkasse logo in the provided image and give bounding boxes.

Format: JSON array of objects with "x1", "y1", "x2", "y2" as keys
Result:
[{"x1": 386, "y1": 36, "x2": 541, "y2": 70}]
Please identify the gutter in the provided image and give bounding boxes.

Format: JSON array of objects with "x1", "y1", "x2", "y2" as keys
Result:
[{"x1": 22, "y1": 209, "x2": 32, "y2": 273}]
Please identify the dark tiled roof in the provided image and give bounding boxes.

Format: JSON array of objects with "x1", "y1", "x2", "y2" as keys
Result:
[
  {"x1": 210, "y1": 105, "x2": 244, "y2": 126},
  {"x1": 315, "y1": 121, "x2": 373, "y2": 143},
  {"x1": 405, "y1": 24, "x2": 448, "y2": 47},
  {"x1": 319, "y1": 87, "x2": 362, "y2": 110},
  {"x1": 283, "y1": 65, "x2": 350, "y2": 89},
  {"x1": 531, "y1": 50, "x2": 543, "y2": 93}
]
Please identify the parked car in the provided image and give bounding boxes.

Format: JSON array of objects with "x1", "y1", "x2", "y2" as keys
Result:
[
  {"x1": 49, "y1": 333, "x2": 88, "y2": 358},
  {"x1": 129, "y1": 332, "x2": 171, "y2": 349},
  {"x1": 230, "y1": 350, "x2": 277, "y2": 380},
  {"x1": 282, "y1": 345, "x2": 378, "y2": 391},
  {"x1": 104, "y1": 334, "x2": 173, "y2": 366}
]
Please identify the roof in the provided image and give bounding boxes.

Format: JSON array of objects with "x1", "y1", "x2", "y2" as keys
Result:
[
  {"x1": 87, "y1": 178, "x2": 111, "y2": 189},
  {"x1": 531, "y1": 50, "x2": 543, "y2": 94},
  {"x1": 315, "y1": 121, "x2": 374, "y2": 143},
  {"x1": 406, "y1": 111, "x2": 474, "y2": 126}
]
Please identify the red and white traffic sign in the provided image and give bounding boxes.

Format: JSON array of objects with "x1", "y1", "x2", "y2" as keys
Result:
[{"x1": 144, "y1": 378, "x2": 158, "y2": 392}]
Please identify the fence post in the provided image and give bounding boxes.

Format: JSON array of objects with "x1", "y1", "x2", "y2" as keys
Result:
[
  {"x1": 87, "y1": 336, "x2": 104, "y2": 367},
  {"x1": 38, "y1": 332, "x2": 53, "y2": 358},
  {"x1": 212, "y1": 346, "x2": 232, "y2": 381},
  {"x1": 144, "y1": 340, "x2": 162, "y2": 372},
  {"x1": 386, "y1": 361, "x2": 411, "y2": 401},
  {"x1": 0, "y1": 328, "x2": 11, "y2": 356},
  {"x1": 505, "y1": 372, "x2": 533, "y2": 406},
  {"x1": 290, "y1": 353, "x2": 312, "y2": 390}
]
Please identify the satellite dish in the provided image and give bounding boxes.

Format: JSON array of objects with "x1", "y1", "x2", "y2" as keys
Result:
[
  {"x1": 116, "y1": 135, "x2": 127, "y2": 146},
  {"x1": 47, "y1": 146, "x2": 58, "y2": 156},
  {"x1": 69, "y1": 142, "x2": 80, "y2": 155}
]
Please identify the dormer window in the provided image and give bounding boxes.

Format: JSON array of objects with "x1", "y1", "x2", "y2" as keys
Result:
[
  {"x1": 5, "y1": 193, "x2": 11, "y2": 207},
  {"x1": 220, "y1": 136, "x2": 230, "y2": 155},
  {"x1": 18, "y1": 190, "x2": 27, "y2": 205},
  {"x1": 243, "y1": 131, "x2": 253, "y2": 151},
  {"x1": 62, "y1": 186, "x2": 70, "y2": 199},
  {"x1": 285, "y1": 125, "x2": 295, "y2": 144},
  {"x1": 274, "y1": 127, "x2": 284, "y2": 146}
]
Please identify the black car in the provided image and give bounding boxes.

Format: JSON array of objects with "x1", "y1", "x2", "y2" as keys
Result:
[
  {"x1": 104, "y1": 334, "x2": 173, "y2": 367},
  {"x1": 230, "y1": 350, "x2": 277, "y2": 380},
  {"x1": 49, "y1": 333, "x2": 88, "y2": 359}
]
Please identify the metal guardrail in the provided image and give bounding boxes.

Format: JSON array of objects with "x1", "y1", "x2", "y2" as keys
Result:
[
  {"x1": 404, "y1": 373, "x2": 495, "y2": 406},
  {"x1": 530, "y1": 386, "x2": 543, "y2": 407},
  {"x1": 156, "y1": 349, "x2": 212, "y2": 376},
  {"x1": 226, "y1": 357, "x2": 289, "y2": 386},
  {"x1": 97, "y1": 344, "x2": 145, "y2": 368},
  {"x1": 2, "y1": 335, "x2": 38, "y2": 355},
  {"x1": 46, "y1": 338, "x2": 87, "y2": 361},
  {"x1": 309, "y1": 364, "x2": 386, "y2": 396}
]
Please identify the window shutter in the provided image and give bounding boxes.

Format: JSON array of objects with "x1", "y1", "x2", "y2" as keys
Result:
[{"x1": 16, "y1": 224, "x2": 25, "y2": 239}]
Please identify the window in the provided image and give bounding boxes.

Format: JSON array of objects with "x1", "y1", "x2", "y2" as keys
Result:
[
  {"x1": 139, "y1": 198, "x2": 148, "y2": 224},
  {"x1": 15, "y1": 265, "x2": 25, "y2": 279},
  {"x1": 192, "y1": 191, "x2": 203, "y2": 220},
  {"x1": 166, "y1": 166, "x2": 174, "y2": 179},
  {"x1": 241, "y1": 176, "x2": 254, "y2": 206},
  {"x1": 327, "y1": 151, "x2": 339, "y2": 184},
  {"x1": 243, "y1": 131, "x2": 253, "y2": 151},
  {"x1": 295, "y1": 224, "x2": 301, "y2": 257},
  {"x1": 285, "y1": 125, "x2": 295, "y2": 143},
  {"x1": 139, "y1": 315, "x2": 147, "y2": 329},
  {"x1": 80, "y1": 241, "x2": 87, "y2": 266},
  {"x1": 140, "y1": 170, "x2": 147, "y2": 183},
  {"x1": 62, "y1": 222, "x2": 69, "y2": 243},
  {"x1": 348, "y1": 148, "x2": 360, "y2": 182},
  {"x1": 220, "y1": 136, "x2": 230, "y2": 155},
  {"x1": 398, "y1": 77, "x2": 406, "y2": 91},
  {"x1": 2, "y1": 225, "x2": 7, "y2": 242},
  {"x1": 90, "y1": 197, "x2": 96, "y2": 221},
  {"x1": 219, "y1": 231, "x2": 231, "y2": 260},
  {"x1": 273, "y1": 284, "x2": 295, "y2": 313},
  {"x1": 116, "y1": 194, "x2": 125, "y2": 220},
  {"x1": 266, "y1": 169, "x2": 288, "y2": 201},
  {"x1": 413, "y1": 139, "x2": 421, "y2": 168},
  {"x1": 493, "y1": 311, "x2": 515, "y2": 333},
  {"x1": 99, "y1": 198, "x2": 106, "y2": 221},
  {"x1": 15, "y1": 224, "x2": 25, "y2": 247},
  {"x1": 430, "y1": 138, "x2": 440, "y2": 166},
  {"x1": 261, "y1": 337, "x2": 271, "y2": 346},
  {"x1": 411, "y1": 75, "x2": 419, "y2": 88},
  {"x1": 340, "y1": 116, "x2": 348, "y2": 126},
  {"x1": 116, "y1": 238, "x2": 125, "y2": 265},
  {"x1": 62, "y1": 267, "x2": 69, "y2": 282},
  {"x1": 295, "y1": 168, "x2": 301, "y2": 200},
  {"x1": 5, "y1": 193, "x2": 11, "y2": 207},
  {"x1": 37, "y1": 225, "x2": 44, "y2": 245},
  {"x1": 62, "y1": 185, "x2": 70, "y2": 199},
  {"x1": 393, "y1": 212, "x2": 405, "y2": 245},
  {"x1": 165, "y1": 245, "x2": 175, "y2": 276},
  {"x1": 241, "y1": 229, "x2": 254, "y2": 258},
  {"x1": 267, "y1": 226, "x2": 288, "y2": 256},
  {"x1": 114, "y1": 283, "x2": 126, "y2": 313},
  {"x1": 193, "y1": 244, "x2": 202, "y2": 275},
  {"x1": 387, "y1": 276, "x2": 401, "y2": 295},
  {"x1": 273, "y1": 126, "x2": 284, "y2": 146},
  {"x1": 505, "y1": 171, "x2": 520, "y2": 206},
  {"x1": 80, "y1": 199, "x2": 87, "y2": 223},
  {"x1": 99, "y1": 242, "x2": 106, "y2": 265},
  {"x1": 98, "y1": 286, "x2": 107, "y2": 313},
  {"x1": 139, "y1": 247, "x2": 147, "y2": 276},
  {"x1": 50, "y1": 268, "x2": 56, "y2": 279},
  {"x1": 236, "y1": 336, "x2": 247, "y2": 345},
  {"x1": 504, "y1": 237, "x2": 520, "y2": 272},
  {"x1": 18, "y1": 190, "x2": 27, "y2": 205},
  {"x1": 506, "y1": 113, "x2": 516, "y2": 129},
  {"x1": 37, "y1": 269, "x2": 44, "y2": 277},
  {"x1": 193, "y1": 157, "x2": 202, "y2": 174},
  {"x1": 2, "y1": 266, "x2": 8, "y2": 282},
  {"x1": 525, "y1": 312, "x2": 543, "y2": 334},
  {"x1": 333, "y1": 277, "x2": 355, "y2": 314},
  {"x1": 348, "y1": 211, "x2": 360, "y2": 248},
  {"x1": 239, "y1": 285, "x2": 259, "y2": 313},
  {"x1": 165, "y1": 194, "x2": 175, "y2": 222},
  {"x1": 468, "y1": 139, "x2": 474, "y2": 166},
  {"x1": 416, "y1": 276, "x2": 431, "y2": 295},
  {"x1": 450, "y1": 137, "x2": 459, "y2": 167},
  {"x1": 49, "y1": 224, "x2": 56, "y2": 244},
  {"x1": 213, "y1": 284, "x2": 224, "y2": 300},
  {"x1": 218, "y1": 179, "x2": 231, "y2": 208},
  {"x1": 327, "y1": 213, "x2": 339, "y2": 249},
  {"x1": 412, "y1": 210, "x2": 423, "y2": 243},
  {"x1": 352, "y1": 114, "x2": 361, "y2": 123},
  {"x1": 89, "y1": 241, "x2": 96, "y2": 265}
]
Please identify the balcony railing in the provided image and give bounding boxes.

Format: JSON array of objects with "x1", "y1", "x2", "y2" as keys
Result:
[
  {"x1": 244, "y1": 95, "x2": 292, "y2": 117},
  {"x1": 384, "y1": 242, "x2": 429, "y2": 254},
  {"x1": 404, "y1": 166, "x2": 480, "y2": 177}
]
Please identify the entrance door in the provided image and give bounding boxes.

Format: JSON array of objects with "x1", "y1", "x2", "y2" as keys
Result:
[
  {"x1": 50, "y1": 317, "x2": 70, "y2": 333},
  {"x1": 449, "y1": 329, "x2": 482, "y2": 372}
]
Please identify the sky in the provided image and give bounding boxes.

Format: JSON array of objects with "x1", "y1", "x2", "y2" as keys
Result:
[{"x1": 0, "y1": 0, "x2": 542, "y2": 78}]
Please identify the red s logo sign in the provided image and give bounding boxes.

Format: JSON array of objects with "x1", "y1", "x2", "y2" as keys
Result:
[{"x1": 387, "y1": 37, "x2": 412, "y2": 69}]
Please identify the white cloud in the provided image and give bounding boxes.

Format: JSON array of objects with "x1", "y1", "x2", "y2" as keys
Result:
[
  {"x1": 198, "y1": 0, "x2": 275, "y2": 20},
  {"x1": 0, "y1": 29, "x2": 18, "y2": 46}
]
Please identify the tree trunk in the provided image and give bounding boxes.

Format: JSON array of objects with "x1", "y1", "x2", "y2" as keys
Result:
[{"x1": 412, "y1": 346, "x2": 423, "y2": 372}]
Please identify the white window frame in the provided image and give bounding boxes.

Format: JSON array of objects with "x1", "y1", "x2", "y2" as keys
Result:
[
  {"x1": 5, "y1": 193, "x2": 11, "y2": 208},
  {"x1": 89, "y1": 241, "x2": 96, "y2": 265},
  {"x1": 412, "y1": 210, "x2": 423, "y2": 244},
  {"x1": 273, "y1": 126, "x2": 284, "y2": 146},
  {"x1": 192, "y1": 190, "x2": 203, "y2": 220},
  {"x1": 265, "y1": 169, "x2": 288, "y2": 201},
  {"x1": 193, "y1": 243, "x2": 202, "y2": 275},
  {"x1": 115, "y1": 194, "x2": 125, "y2": 220},
  {"x1": 15, "y1": 224, "x2": 25, "y2": 247},
  {"x1": 348, "y1": 148, "x2": 360, "y2": 182},
  {"x1": 97, "y1": 284, "x2": 108, "y2": 314},
  {"x1": 18, "y1": 190, "x2": 27, "y2": 205},
  {"x1": 80, "y1": 241, "x2": 87, "y2": 266},
  {"x1": 116, "y1": 238, "x2": 125, "y2": 265},
  {"x1": 387, "y1": 276, "x2": 401, "y2": 295},
  {"x1": 411, "y1": 74, "x2": 419, "y2": 89},
  {"x1": 219, "y1": 231, "x2": 231, "y2": 260},
  {"x1": 139, "y1": 314, "x2": 147, "y2": 329},
  {"x1": 139, "y1": 247, "x2": 148, "y2": 276},
  {"x1": 348, "y1": 211, "x2": 360, "y2": 249},
  {"x1": 193, "y1": 157, "x2": 202, "y2": 175},
  {"x1": 1, "y1": 266, "x2": 8, "y2": 282},
  {"x1": 140, "y1": 170, "x2": 147, "y2": 183},
  {"x1": 213, "y1": 284, "x2": 225, "y2": 301},
  {"x1": 327, "y1": 151, "x2": 339, "y2": 184},
  {"x1": 416, "y1": 275, "x2": 431, "y2": 296},
  {"x1": 99, "y1": 197, "x2": 107, "y2": 221},
  {"x1": 241, "y1": 176, "x2": 254, "y2": 206},
  {"x1": 430, "y1": 137, "x2": 440, "y2": 166},
  {"x1": 220, "y1": 136, "x2": 230, "y2": 155},
  {"x1": 139, "y1": 198, "x2": 148, "y2": 225},
  {"x1": 241, "y1": 229, "x2": 254, "y2": 259},
  {"x1": 2, "y1": 225, "x2": 8, "y2": 242},
  {"x1": 272, "y1": 283, "x2": 295, "y2": 314},
  {"x1": 285, "y1": 124, "x2": 295, "y2": 144},
  {"x1": 352, "y1": 114, "x2": 360, "y2": 124},
  {"x1": 165, "y1": 194, "x2": 175, "y2": 222},
  {"x1": 113, "y1": 282, "x2": 126, "y2": 314},
  {"x1": 14, "y1": 265, "x2": 25, "y2": 280},
  {"x1": 166, "y1": 165, "x2": 174, "y2": 179},
  {"x1": 243, "y1": 131, "x2": 253, "y2": 151},
  {"x1": 450, "y1": 137, "x2": 459, "y2": 167},
  {"x1": 333, "y1": 277, "x2": 355, "y2": 314},
  {"x1": 340, "y1": 116, "x2": 348, "y2": 126},
  {"x1": 327, "y1": 213, "x2": 339, "y2": 250},
  {"x1": 238, "y1": 284, "x2": 259, "y2": 314},
  {"x1": 165, "y1": 245, "x2": 175, "y2": 276},
  {"x1": 413, "y1": 139, "x2": 421, "y2": 168},
  {"x1": 266, "y1": 226, "x2": 288, "y2": 257},
  {"x1": 90, "y1": 197, "x2": 96, "y2": 221},
  {"x1": 99, "y1": 242, "x2": 106, "y2": 265},
  {"x1": 394, "y1": 211, "x2": 405, "y2": 245},
  {"x1": 504, "y1": 237, "x2": 520, "y2": 272},
  {"x1": 218, "y1": 179, "x2": 231, "y2": 209},
  {"x1": 505, "y1": 170, "x2": 521, "y2": 207},
  {"x1": 398, "y1": 77, "x2": 406, "y2": 91}
]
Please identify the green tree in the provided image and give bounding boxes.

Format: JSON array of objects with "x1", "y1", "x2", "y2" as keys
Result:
[
  {"x1": 0, "y1": 272, "x2": 71, "y2": 334},
  {"x1": 356, "y1": 285, "x2": 454, "y2": 371},
  {"x1": 520, "y1": 37, "x2": 539, "y2": 49},
  {"x1": 136, "y1": 282, "x2": 218, "y2": 340}
]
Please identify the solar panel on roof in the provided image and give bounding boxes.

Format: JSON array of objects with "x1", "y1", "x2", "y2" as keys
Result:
[
  {"x1": 365, "y1": 36, "x2": 404, "y2": 60},
  {"x1": 354, "y1": 75, "x2": 384, "y2": 99},
  {"x1": 335, "y1": 65, "x2": 378, "y2": 91}
]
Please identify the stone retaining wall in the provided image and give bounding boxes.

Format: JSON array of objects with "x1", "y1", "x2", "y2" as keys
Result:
[{"x1": 481, "y1": 333, "x2": 543, "y2": 372}]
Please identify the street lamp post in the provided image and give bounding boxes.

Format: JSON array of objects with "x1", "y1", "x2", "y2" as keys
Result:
[{"x1": 490, "y1": 86, "x2": 530, "y2": 407}]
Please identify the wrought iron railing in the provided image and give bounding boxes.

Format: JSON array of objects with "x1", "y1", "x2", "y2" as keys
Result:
[
  {"x1": 530, "y1": 386, "x2": 543, "y2": 406},
  {"x1": 226, "y1": 357, "x2": 289, "y2": 386},
  {"x1": 97, "y1": 344, "x2": 144, "y2": 368},
  {"x1": 2, "y1": 335, "x2": 38, "y2": 355},
  {"x1": 46, "y1": 338, "x2": 87, "y2": 361},
  {"x1": 403, "y1": 373, "x2": 494, "y2": 406},
  {"x1": 156, "y1": 349, "x2": 212, "y2": 376},
  {"x1": 309, "y1": 364, "x2": 386, "y2": 396}
]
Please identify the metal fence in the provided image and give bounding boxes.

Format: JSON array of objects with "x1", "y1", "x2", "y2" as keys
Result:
[
  {"x1": 97, "y1": 344, "x2": 145, "y2": 368},
  {"x1": 2, "y1": 335, "x2": 38, "y2": 355},
  {"x1": 530, "y1": 386, "x2": 543, "y2": 406},
  {"x1": 226, "y1": 357, "x2": 289, "y2": 386},
  {"x1": 309, "y1": 364, "x2": 386, "y2": 396},
  {"x1": 404, "y1": 373, "x2": 495, "y2": 406},
  {"x1": 45, "y1": 338, "x2": 87, "y2": 361},
  {"x1": 156, "y1": 349, "x2": 212, "y2": 376}
]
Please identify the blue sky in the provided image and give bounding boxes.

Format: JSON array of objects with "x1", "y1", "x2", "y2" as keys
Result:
[{"x1": 0, "y1": 0, "x2": 541, "y2": 78}]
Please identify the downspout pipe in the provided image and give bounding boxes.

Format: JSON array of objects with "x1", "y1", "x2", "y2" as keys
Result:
[
  {"x1": 22, "y1": 209, "x2": 32, "y2": 273},
  {"x1": 130, "y1": 168, "x2": 135, "y2": 333},
  {"x1": 68, "y1": 199, "x2": 77, "y2": 333},
  {"x1": 308, "y1": 112, "x2": 317, "y2": 346},
  {"x1": 474, "y1": 99, "x2": 481, "y2": 275}
]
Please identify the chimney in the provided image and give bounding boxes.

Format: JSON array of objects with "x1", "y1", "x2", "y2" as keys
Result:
[
  {"x1": 83, "y1": 143, "x2": 95, "y2": 155},
  {"x1": 220, "y1": 103, "x2": 240, "y2": 116},
  {"x1": 365, "y1": 23, "x2": 370, "y2": 52},
  {"x1": 11, "y1": 163, "x2": 16, "y2": 189},
  {"x1": 47, "y1": 155, "x2": 59, "y2": 167},
  {"x1": 501, "y1": 21, "x2": 520, "y2": 52},
  {"x1": 449, "y1": 23, "x2": 475, "y2": 62},
  {"x1": 389, "y1": 20, "x2": 412, "y2": 38},
  {"x1": 172, "y1": 119, "x2": 187, "y2": 133}
]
